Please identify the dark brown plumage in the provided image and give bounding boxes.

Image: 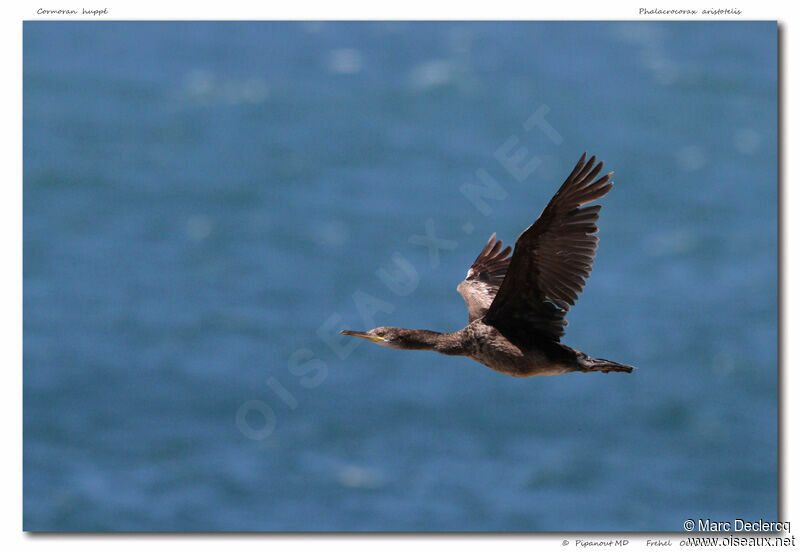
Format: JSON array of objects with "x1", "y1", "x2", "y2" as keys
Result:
[{"x1": 341, "y1": 153, "x2": 635, "y2": 378}]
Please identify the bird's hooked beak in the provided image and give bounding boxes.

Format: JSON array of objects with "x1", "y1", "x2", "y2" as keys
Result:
[{"x1": 341, "y1": 330, "x2": 385, "y2": 343}]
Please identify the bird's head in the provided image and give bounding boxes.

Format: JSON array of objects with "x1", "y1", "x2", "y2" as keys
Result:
[{"x1": 340, "y1": 327, "x2": 416, "y2": 349}]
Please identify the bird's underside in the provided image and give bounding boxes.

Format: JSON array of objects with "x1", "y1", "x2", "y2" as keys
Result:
[
  {"x1": 342, "y1": 153, "x2": 635, "y2": 377},
  {"x1": 452, "y1": 318, "x2": 633, "y2": 377}
]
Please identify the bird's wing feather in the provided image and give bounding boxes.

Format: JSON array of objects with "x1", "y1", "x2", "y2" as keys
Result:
[
  {"x1": 457, "y1": 233, "x2": 512, "y2": 323},
  {"x1": 483, "y1": 153, "x2": 613, "y2": 342}
]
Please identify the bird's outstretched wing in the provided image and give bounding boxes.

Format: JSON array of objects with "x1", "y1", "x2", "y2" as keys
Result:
[
  {"x1": 483, "y1": 153, "x2": 613, "y2": 342},
  {"x1": 457, "y1": 233, "x2": 512, "y2": 323}
]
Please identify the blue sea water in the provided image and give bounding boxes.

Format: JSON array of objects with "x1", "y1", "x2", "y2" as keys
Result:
[{"x1": 23, "y1": 21, "x2": 777, "y2": 531}]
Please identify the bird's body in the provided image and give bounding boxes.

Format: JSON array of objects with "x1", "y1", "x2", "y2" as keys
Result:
[
  {"x1": 438, "y1": 321, "x2": 576, "y2": 377},
  {"x1": 342, "y1": 153, "x2": 635, "y2": 378}
]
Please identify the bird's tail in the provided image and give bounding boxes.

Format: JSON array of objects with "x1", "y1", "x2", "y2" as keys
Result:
[{"x1": 578, "y1": 354, "x2": 635, "y2": 374}]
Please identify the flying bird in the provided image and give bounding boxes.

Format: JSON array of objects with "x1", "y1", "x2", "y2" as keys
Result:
[{"x1": 342, "y1": 153, "x2": 635, "y2": 377}]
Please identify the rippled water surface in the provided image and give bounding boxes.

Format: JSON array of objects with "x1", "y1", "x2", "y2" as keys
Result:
[{"x1": 23, "y1": 21, "x2": 777, "y2": 531}]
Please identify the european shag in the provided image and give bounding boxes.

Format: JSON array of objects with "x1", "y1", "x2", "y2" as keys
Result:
[{"x1": 342, "y1": 153, "x2": 635, "y2": 377}]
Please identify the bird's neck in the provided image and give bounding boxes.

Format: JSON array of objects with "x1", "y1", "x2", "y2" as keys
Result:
[{"x1": 397, "y1": 329, "x2": 468, "y2": 356}]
